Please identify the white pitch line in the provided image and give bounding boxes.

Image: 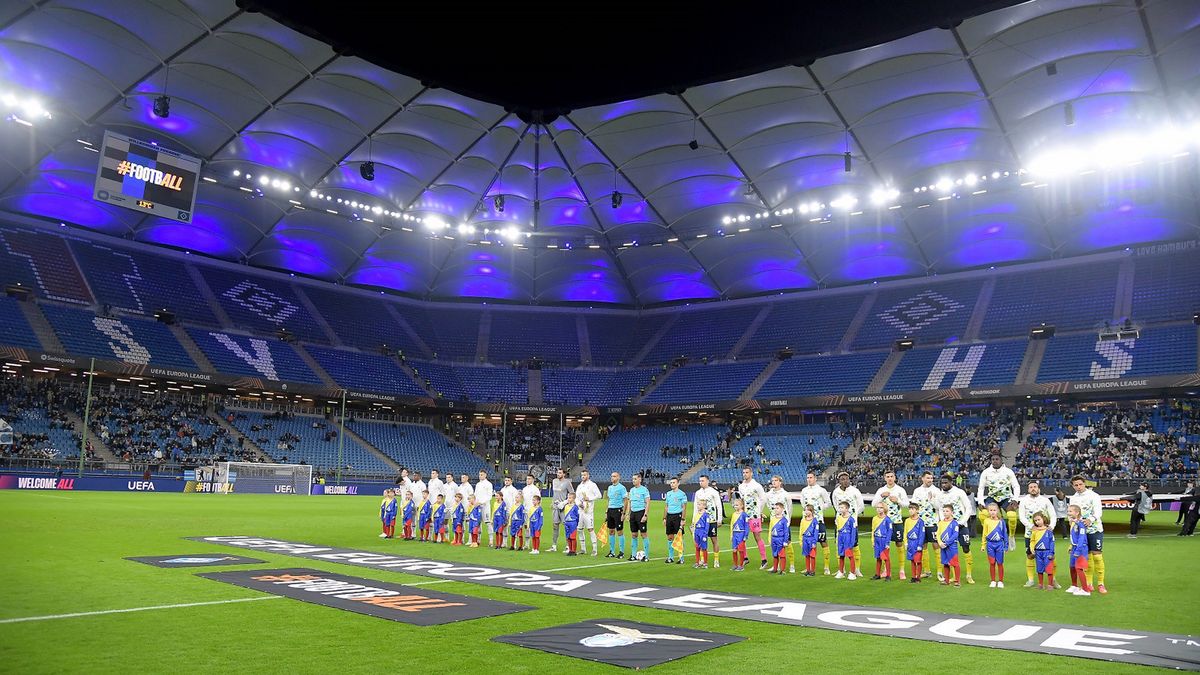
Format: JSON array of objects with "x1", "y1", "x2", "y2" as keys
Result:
[
  {"x1": 401, "y1": 580, "x2": 452, "y2": 586},
  {"x1": 0, "y1": 596, "x2": 282, "y2": 625}
]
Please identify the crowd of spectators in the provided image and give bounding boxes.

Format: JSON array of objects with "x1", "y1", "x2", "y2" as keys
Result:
[
  {"x1": 91, "y1": 393, "x2": 257, "y2": 464},
  {"x1": 1017, "y1": 404, "x2": 1199, "y2": 482},
  {"x1": 842, "y1": 410, "x2": 1018, "y2": 482},
  {"x1": 0, "y1": 378, "x2": 89, "y2": 460}
]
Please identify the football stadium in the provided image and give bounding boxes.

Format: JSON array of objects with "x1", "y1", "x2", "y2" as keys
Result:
[{"x1": 1, "y1": 0, "x2": 1199, "y2": 672}]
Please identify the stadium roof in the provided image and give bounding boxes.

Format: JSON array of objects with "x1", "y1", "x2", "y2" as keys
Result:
[{"x1": 0, "y1": 0, "x2": 1197, "y2": 306}]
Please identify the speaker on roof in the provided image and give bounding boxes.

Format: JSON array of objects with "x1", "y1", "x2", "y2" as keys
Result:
[
  {"x1": 777, "y1": 347, "x2": 794, "y2": 360},
  {"x1": 153, "y1": 308, "x2": 175, "y2": 324},
  {"x1": 894, "y1": 339, "x2": 914, "y2": 351}
]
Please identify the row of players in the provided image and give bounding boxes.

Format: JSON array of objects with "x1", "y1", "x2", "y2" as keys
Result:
[{"x1": 378, "y1": 456, "x2": 1108, "y2": 594}]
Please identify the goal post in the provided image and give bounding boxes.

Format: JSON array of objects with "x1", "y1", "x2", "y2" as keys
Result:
[{"x1": 217, "y1": 462, "x2": 312, "y2": 495}]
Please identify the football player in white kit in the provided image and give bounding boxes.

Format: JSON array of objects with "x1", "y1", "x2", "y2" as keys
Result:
[
  {"x1": 871, "y1": 470, "x2": 910, "y2": 580},
  {"x1": 910, "y1": 470, "x2": 942, "y2": 579},
  {"x1": 575, "y1": 470, "x2": 602, "y2": 556}
]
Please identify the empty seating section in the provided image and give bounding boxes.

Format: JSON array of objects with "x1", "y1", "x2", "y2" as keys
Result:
[
  {"x1": 229, "y1": 411, "x2": 390, "y2": 474},
  {"x1": 349, "y1": 421, "x2": 485, "y2": 476},
  {"x1": 454, "y1": 365, "x2": 528, "y2": 403},
  {"x1": 41, "y1": 304, "x2": 196, "y2": 369},
  {"x1": 585, "y1": 314, "x2": 641, "y2": 365},
  {"x1": 425, "y1": 309, "x2": 479, "y2": 361},
  {"x1": 408, "y1": 360, "x2": 464, "y2": 400},
  {"x1": 757, "y1": 352, "x2": 889, "y2": 398},
  {"x1": 981, "y1": 263, "x2": 1118, "y2": 338},
  {"x1": 643, "y1": 361, "x2": 766, "y2": 403},
  {"x1": 298, "y1": 286, "x2": 417, "y2": 353},
  {"x1": 390, "y1": 305, "x2": 438, "y2": 358},
  {"x1": 187, "y1": 329, "x2": 322, "y2": 384},
  {"x1": 0, "y1": 296, "x2": 43, "y2": 349},
  {"x1": 0, "y1": 227, "x2": 92, "y2": 304},
  {"x1": 541, "y1": 368, "x2": 656, "y2": 405},
  {"x1": 1132, "y1": 251, "x2": 1200, "y2": 323},
  {"x1": 641, "y1": 305, "x2": 760, "y2": 365},
  {"x1": 198, "y1": 266, "x2": 328, "y2": 343},
  {"x1": 740, "y1": 295, "x2": 859, "y2": 358},
  {"x1": 69, "y1": 240, "x2": 217, "y2": 325},
  {"x1": 884, "y1": 339, "x2": 1025, "y2": 391},
  {"x1": 589, "y1": 425, "x2": 725, "y2": 479},
  {"x1": 853, "y1": 280, "x2": 983, "y2": 349},
  {"x1": 1036, "y1": 325, "x2": 1197, "y2": 382},
  {"x1": 488, "y1": 310, "x2": 579, "y2": 364},
  {"x1": 304, "y1": 345, "x2": 426, "y2": 396}
]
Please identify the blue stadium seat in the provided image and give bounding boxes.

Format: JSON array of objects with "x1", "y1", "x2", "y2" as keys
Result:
[
  {"x1": 305, "y1": 345, "x2": 426, "y2": 396},
  {"x1": 641, "y1": 305, "x2": 760, "y2": 365},
  {"x1": 854, "y1": 280, "x2": 983, "y2": 349},
  {"x1": 424, "y1": 309, "x2": 480, "y2": 362},
  {"x1": 40, "y1": 304, "x2": 196, "y2": 369},
  {"x1": 229, "y1": 411, "x2": 391, "y2": 475},
  {"x1": 69, "y1": 239, "x2": 218, "y2": 325},
  {"x1": 408, "y1": 360, "x2": 465, "y2": 400},
  {"x1": 1037, "y1": 325, "x2": 1198, "y2": 382},
  {"x1": 739, "y1": 295, "x2": 859, "y2": 358},
  {"x1": 299, "y1": 285, "x2": 421, "y2": 354},
  {"x1": 643, "y1": 361, "x2": 767, "y2": 403},
  {"x1": 0, "y1": 226, "x2": 93, "y2": 305},
  {"x1": 187, "y1": 329, "x2": 323, "y2": 384},
  {"x1": 348, "y1": 421, "x2": 485, "y2": 476},
  {"x1": 488, "y1": 310, "x2": 579, "y2": 365},
  {"x1": 0, "y1": 296, "x2": 44, "y2": 349},
  {"x1": 541, "y1": 368, "x2": 657, "y2": 405},
  {"x1": 1132, "y1": 251, "x2": 1200, "y2": 323},
  {"x1": 757, "y1": 352, "x2": 889, "y2": 398},
  {"x1": 197, "y1": 267, "x2": 329, "y2": 343},
  {"x1": 884, "y1": 340, "x2": 1025, "y2": 391},
  {"x1": 454, "y1": 365, "x2": 528, "y2": 403},
  {"x1": 585, "y1": 313, "x2": 643, "y2": 365},
  {"x1": 981, "y1": 262, "x2": 1119, "y2": 339},
  {"x1": 588, "y1": 425, "x2": 726, "y2": 481}
]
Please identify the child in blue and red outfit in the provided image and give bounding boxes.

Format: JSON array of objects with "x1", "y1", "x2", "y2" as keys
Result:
[
  {"x1": 730, "y1": 499, "x2": 748, "y2": 571},
  {"x1": 563, "y1": 493, "x2": 581, "y2": 555},
  {"x1": 769, "y1": 501, "x2": 790, "y2": 574},
  {"x1": 528, "y1": 494, "x2": 544, "y2": 554},
  {"x1": 418, "y1": 490, "x2": 432, "y2": 542},
  {"x1": 905, "y1": 504, "x2": 925, "y2": 582},
  {"x1": 872, "y1": 506, "x2": 893, "y2": 580},
  {"x1": 799, "y1": 504, "x2": 819, "y2": 576},
  {"x1": 835, "y1": 501, "x2": 859, "y2": 580},
  {"x1": 492, "y1": 494, "x2": 509, "y2": 549},
  {"x1": 451, "y1": 492, "x2": 466, "y2": 546},
  {"x1": 509, "y1": 493, "x2": 527, "y2": 551},
  {"x1": 1067, "y1": 505, "x2": 1094, "y2": 596},
  {"x1": 379, "y1": 488, "x2": 397, "y2": 539},
  {"x1": 693, "y1": 499, "x2": 711, "y2": 568},
  {"x1": 467, "y1": 495, "x2": 483, "y2": 547},
  {"x1": 432, "y1": 494, "x2": 447, "y2": 543},
  {"x1": 937, "y1": 504, "x2": 961, "y2": 586},
  {"x1": 401, "y1": 490, "x2": 416, "y2": 540}
]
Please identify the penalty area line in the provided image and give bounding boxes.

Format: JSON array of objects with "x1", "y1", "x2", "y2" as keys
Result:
[{"x1": 0, "y1": 596, "x2": 283, "y2": 624}]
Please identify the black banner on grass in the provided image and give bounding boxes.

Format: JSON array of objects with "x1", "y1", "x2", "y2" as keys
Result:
[
  {"x1": 199, "y1": 567, "x2": 532, "y2": 626},
  {"x1": 191, "y1": 536, "x2": 1200, "y2": 670},
  {"x1": 494, "y1": 618, "x2": 743, "y2": 668}
]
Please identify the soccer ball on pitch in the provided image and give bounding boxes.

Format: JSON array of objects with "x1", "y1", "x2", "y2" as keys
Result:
[{"x1": 632, "y1": 550, "x2": 646, "y2": 561}]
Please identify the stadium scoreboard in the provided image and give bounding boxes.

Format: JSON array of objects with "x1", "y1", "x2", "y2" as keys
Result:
[{"x1": 93, "y1": 130, "x2": 200, "y2": 223}]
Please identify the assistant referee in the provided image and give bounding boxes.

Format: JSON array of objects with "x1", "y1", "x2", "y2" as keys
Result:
[{"x1": 663, "y1": 477, "x2": 687, "y2": 564}]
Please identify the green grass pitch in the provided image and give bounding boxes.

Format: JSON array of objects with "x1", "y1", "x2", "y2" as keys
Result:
[{"x1": 2, "y1": 491, "x2": 1195, "y2": 674}]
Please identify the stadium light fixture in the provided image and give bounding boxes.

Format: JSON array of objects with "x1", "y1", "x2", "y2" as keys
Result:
[
  {"x1": 360, "y1": 161, "x2": 375, "y2": 181},
  {"x1": 936, "y1": 178, "x2": 953, "y2": 192},
  {"x1": 830, "y1": 195, "x2": 857, "y2": 210},
  {"x1": 611, "y1": 190, "x2": 622, "y2": 208},
  {"x1": 152, "y1": 94, "x2": 170, "y2": 118},
  {"x1": 494, "y1": 195, "x2": 505, "y2": 212}
]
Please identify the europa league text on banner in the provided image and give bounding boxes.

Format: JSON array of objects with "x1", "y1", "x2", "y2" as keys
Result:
[{"x1": 94, "y1": 130, "x2": 200, "y2": 223}]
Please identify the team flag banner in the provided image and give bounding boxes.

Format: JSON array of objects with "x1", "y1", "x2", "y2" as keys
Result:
[
  {"x1": 192, "y1": 536, "x2": 1199, "y2": 670},
  {"x1": 199, "y1": 567, "x2": 532, "y2": 626},
  {"x1": 493, "y1": 618, "x2": 744, "y2": 668},
  {"x1": 126, "y1": 554, "x2": 264, "y2": 568}
]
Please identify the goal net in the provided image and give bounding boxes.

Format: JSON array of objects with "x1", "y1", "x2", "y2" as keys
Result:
[{"x1": 217, "y1": 462, "x2": 312, "y2": 495}]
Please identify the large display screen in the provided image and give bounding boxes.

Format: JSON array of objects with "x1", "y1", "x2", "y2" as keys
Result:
[{"x1": 94, "y1": 130, "x2": 200, "y2": 223}]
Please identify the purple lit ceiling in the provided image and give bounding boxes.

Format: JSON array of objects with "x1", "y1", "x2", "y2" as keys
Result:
[{"x1": 0, "y1": 0, "x2": 1197, "y2": 306}]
